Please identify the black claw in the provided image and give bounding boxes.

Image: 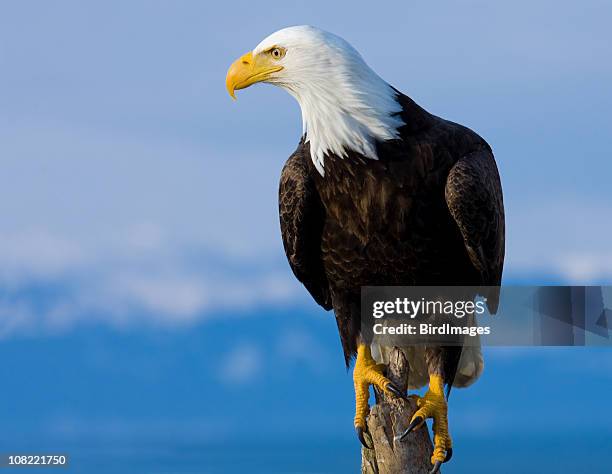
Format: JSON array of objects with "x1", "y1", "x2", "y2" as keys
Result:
[
  {"x1": 430, "y1": 460, "x2": 442, "y2": 474},
  {"x1": 386, "y1": 383, "x2": 407, "y2": 399},
  {"x1": 356, "y1": 426, "x2": 372, "y2": 449},
  {"x1": 398, "y1": 416, "x2": 423, "y2": 441},
  {"x1": 443, "y1": 448, "x2": 453, "y2": 463}
]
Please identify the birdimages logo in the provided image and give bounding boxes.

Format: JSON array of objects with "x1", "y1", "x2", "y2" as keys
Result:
[{"x1": 361, "y1": 286, "x2": 612, "y2": 347}]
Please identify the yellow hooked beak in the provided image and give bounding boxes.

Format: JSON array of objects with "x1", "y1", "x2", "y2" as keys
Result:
[{"x1": 225, "y1": 51, "x2": 284, "y2": 100}]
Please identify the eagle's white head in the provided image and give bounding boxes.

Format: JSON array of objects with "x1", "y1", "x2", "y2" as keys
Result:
[{"x1": 226, "y1": 26, "x2": 404, "y2": 176}]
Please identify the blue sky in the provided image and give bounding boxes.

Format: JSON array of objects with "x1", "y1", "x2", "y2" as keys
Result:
[{"x1": 1, "y1": 1, "x2": 612, "y2": 472}]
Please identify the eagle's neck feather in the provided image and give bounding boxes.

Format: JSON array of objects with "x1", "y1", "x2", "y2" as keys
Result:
[{"x1": 281, "y1": 57, "x2": 404, "y2": 176}]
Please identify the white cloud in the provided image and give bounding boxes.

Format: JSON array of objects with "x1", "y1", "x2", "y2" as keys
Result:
[
  {"x1": 113, "y1": 274, "x2": 209, "y2": 320},
  {"x1": 0, "y1": 222, "x2": 304, "y2": 337},
  {"x1": 0, "y1": 230, "x2": 87, "y2": 284},
  {"x1": 556, "y1": 253, "x2": 612, "y2": 282},
  {"x1": 505, "y1": 198, "x2": 612, "y2": 283},
  {"x1": 218, "y1": 342, "x2": 263, "y2": 385},
  {"x1": 0, "y1": 262, "x2": 304, "y2": 338}
]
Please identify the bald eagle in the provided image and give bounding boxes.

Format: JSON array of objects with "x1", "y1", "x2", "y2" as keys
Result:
[{"x1": 226, "y1": 26, "x2": 504, "y2": 473}]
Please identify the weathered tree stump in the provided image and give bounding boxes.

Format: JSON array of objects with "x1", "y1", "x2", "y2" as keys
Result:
[{"x1": 361, "y1": 347, "x2": 435, "y2": 474}]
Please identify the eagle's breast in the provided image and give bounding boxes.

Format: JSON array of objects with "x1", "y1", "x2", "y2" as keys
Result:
[{"x1": 306, "y1": 136, "x2": 474, "y2": 290}]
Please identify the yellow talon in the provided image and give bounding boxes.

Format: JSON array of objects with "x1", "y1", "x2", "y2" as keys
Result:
[
  {"x1": 353, "y1": 344, "x2": 398, "y2": 433},
  {"x1": 409, "y1": 374, "x2": 453, "y2": 466}
]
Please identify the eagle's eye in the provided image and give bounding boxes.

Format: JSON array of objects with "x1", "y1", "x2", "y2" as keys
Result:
[{"x1": 270, "y1": 47, "x2": 285, "y2": 59}]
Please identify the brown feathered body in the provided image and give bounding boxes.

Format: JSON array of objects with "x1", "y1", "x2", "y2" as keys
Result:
[{"x1": 279, "y1": 93, "x2": 504, "y2": 385}]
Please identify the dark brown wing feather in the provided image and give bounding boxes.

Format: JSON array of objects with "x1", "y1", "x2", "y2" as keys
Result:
[
  {"x1": 279, "y1": 143, "x2": 332, "y2": 310},
  {"x1": 445, "y1": 150, "x2": 505, "y2": 312}
]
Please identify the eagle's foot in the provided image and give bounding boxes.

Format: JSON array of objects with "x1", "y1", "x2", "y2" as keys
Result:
[
  {"x1": 353, "y1": 344, "x2": 405, "y2": 448},
  {"x1": 398, "y1": 374, "x2": 452, "y2": 474}
]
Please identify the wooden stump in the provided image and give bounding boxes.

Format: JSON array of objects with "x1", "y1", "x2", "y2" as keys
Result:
[{"x1": 361, "y1": 347, "x2": 435, "y2": 474}]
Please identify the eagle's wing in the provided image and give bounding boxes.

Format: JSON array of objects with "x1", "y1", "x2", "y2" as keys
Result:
[
  {"x1": 279, "y1": 146, "x2": 332, "y2": 310},
  {"x1": 445, "y1": 150, "x2": 505, "y2": 312}
]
